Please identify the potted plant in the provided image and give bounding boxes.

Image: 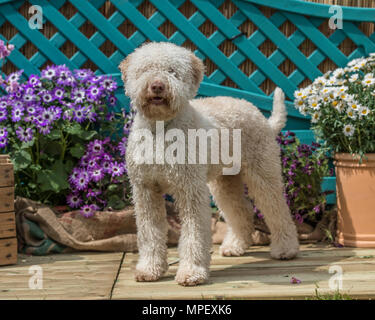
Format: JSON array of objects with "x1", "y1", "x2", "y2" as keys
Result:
[{"x1": 294, "y1": 53, "x2": 375, "y2": 247}]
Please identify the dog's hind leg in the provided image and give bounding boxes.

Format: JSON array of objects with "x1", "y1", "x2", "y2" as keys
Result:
[
  {"x1": 209, "y1": 175, "x2": 254, "y2": 257},
  {"x1": 132, "y1": 183, "x2": 169, "y2": 282},
  {"x1": 243, "y1": 157, "x2": 299, "y2": 260}
]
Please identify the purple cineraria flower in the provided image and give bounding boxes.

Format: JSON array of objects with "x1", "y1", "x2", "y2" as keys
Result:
[
  {"x1": 0, "y1": 108, "x2": 7, "y2": 122},
  {"x1": 101, "y1": 78, "x2": 117, "y2": 91},
  {"x1": 90, "y1": 168, "x2": 104, "y2": 182},
  {"x1": 41, "y1": 91, "x2": 53, "y2": 103},
  {"x1": 28, "y1": 75, "x2": 41, "y2": 87},
  {"x1": 73, "y1": 106, "x2": 86, "y2": 123},
  {"x1": 0, "y1": 100, "x2": 7, "y2": 108},
  {"x1": 11, "y1": 106, "x2": 24, "y2": 122},
  {"x1": 74, "y1": 69, "x2": 93, "y2": 81},
  {"x1": 80, "y1": 204, "x2": 95, "y2": 218},
  {"x1": 6, "y1": 70, "x2": 22, "y2": 83},
  {"x1": 313, "y1": 205, "x2": 321, "y2": 214},
  {"x1": 118, "y1": 137, "x2": 127, "y2": 156},
  {"x1": 87, "y1": 189, "x2": 102, "y2": 198},
  {"x1": 108, "y1": 96, "x2": 117, "y2": 106},
  {"x1": 71, "y1": 88, "x2": 85, "y2": 103},
  {"x1": 23, "y1": 93, "x2": 34, "y2": 103},
  {"x1": 87, "y1": 110, "x2": 97, "y2": 122},
  {"x1": 106, "y1": 112, "x2": 115, "y2": 122},
  {"x1": 294, "y1": 213, "x2": 304, "y2": 224},
  {"x1": 16, "y1": 127, "x2": 34, "y2": 142},
  {"x1": 0, "y1": 127, "x2": 8, "y2": 138},
  {"x1": 69, "y1": 168, "x2": 81, "y2": 185},
  {"x1": 75, "y1": 172, "x2": 89, "y2": 191},
  {"x1": 88, "y1": 139, "x2": 104, "y2": 154},
  {"x1": 41, "y1": 66, "x2": 57, "y2": 80},
  {"x1": 0, "y1": 136, "x2": 8, "y2": 148},
  {"x1": 102, "y1": 160, "x2": 112, "y2": 174},
  {"x1": 87, "y1": 85, "x2": 102, "y2": 100},
  {"x1": 38, "y1": 125, "x2": 51, "y2": 135},
  {"x1": 63, "y1": 110, "x2": 72, "y2": 121},
  {"x1": 110, "y1": 161, "x2": 125, "y2": 177},
  {"x1": 41, "y1": 108, "x2": 55, "y2": 124},
  {"x1": 66, "y1": 194, "x2": 82, "y2": 208},
  {"x1": 53, "y1": 87, "x2": 65, "y2": 100}
]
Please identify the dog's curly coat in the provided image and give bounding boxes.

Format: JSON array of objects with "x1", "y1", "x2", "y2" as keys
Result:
[{"x1": 119, "y1": 42, "x2": 299, "y2": 286}]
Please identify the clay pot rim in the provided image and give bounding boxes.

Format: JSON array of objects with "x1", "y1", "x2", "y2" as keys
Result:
[
  {"x1": 334, "y1": 152, "x2": 375, "y2": 168},
  {"x1": 334, "y1": 153, "x2": 375, "y2": 161}
]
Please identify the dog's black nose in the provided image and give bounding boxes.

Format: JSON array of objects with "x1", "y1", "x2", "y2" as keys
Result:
[{"x1": 151, "y1": 81, "x2": 165, "y2": 94}]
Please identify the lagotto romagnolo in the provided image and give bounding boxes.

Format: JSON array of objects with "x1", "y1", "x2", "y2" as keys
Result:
[{"x1": 119, "y1": 42, "x2": 299, "y2": 286}]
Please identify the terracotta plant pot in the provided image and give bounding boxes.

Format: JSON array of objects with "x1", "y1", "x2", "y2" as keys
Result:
[{"x1": 334, "y1": 153, "x2": 375, "y2": 247}]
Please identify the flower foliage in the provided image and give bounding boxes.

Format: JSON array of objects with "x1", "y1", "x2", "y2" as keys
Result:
[
  {"x1": 252, "y1": 131, "x2": 332, "y2": 224},
  {"x1": 0, "y1": 58, "x2": 129, "y2": 206},
  {"x1": 66, "y1": 126, "x2": 134, "y2": 217},
  {"x1": 294, "y1": 54, "x2": 375, "y2": 156}
]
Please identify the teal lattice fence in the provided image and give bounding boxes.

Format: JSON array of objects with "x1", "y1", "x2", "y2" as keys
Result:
[{"x1": 2, "y1": 0, "x2": 375, "y2": 203}]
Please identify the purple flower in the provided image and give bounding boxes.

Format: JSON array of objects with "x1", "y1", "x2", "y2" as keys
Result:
[
  {"x1": 41, "y1": 66, "x2": 57, "y2": 80},
  {"x1": 294, "y1": 213, "x2": 304, "y2": 224},
  {"x1": 0, "y1": 127, "x2": 8, "y2": 138},
  {"x1": 16, "y1": 127, "x2": 34, "y2": 142},
  {"x1": 118, "y1": 137, "x2": 127, "y2": 156},
  {"x1": 0, "y1": 108, "x2": 7, "y2": 122},
  {"x1": 101, "y1": 78, "x2": 117, "y2": 91},
  {"x1": 67, "y1": 194, "x2": 82, "y2": 208},
  {"x1": 110, "y1": 161, "x2": 125, "y2": 177},
  {"x1": 290, "y1": 276, "x2": 301, "y2": 284},
  {"x1": 80, "y1": 204, "x2": 95, "y2": 218},
  {"x1": 87, "y1": 85, "x2": 102, "y2": 100},
  {"x1": 0, "y1": 136, "x2": 8, "y2": 148},
  {"x1": 11, "y1": 106, "x2": 24, "y2": 122},
  {"x1": 41, "y1": 91, "x2": 53, "y2": 103},
  {"x1": 73, "y1": 106, "x2": 86, "y2": 123},
  {"x1": 75, "y1": 171, "x2": 90, "y2": 190},
  {"x1": 71, "y1": 88, "x2": 85, "y2": 103},
  {"x1": 28, "y1": 75, "x2": 41, "y2": 87}
]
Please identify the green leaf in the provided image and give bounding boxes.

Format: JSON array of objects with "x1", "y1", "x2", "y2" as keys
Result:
[
  {"x1": 12, "y1": 150, "x2": 32, "y2": 171},
  {"x1": 48, "y1": 130, "x2": 62, "y2": 140},
  {"x1": 65, "y1": 123, "x2": 83, "y2": 136},
  {"x1": 81, "y1": 130, "x2": 97, "y2": 141},
  {"x1": 37, "y1": 160, "x2": 69, "y2": 193},
  {"x1": 70, "y1": 144, "x2": 85, "y2": 158}
]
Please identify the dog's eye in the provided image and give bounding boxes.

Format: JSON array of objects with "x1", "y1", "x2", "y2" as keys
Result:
[{"x1": 168, "y1": 68, "x2": 179, "y2": 79}]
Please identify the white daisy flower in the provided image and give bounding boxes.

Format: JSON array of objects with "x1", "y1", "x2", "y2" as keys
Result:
[
  {"x1": 349, "y1": 74, "x2": 359, "y2": 82},
  {"x1": 349, "y1": 102, "x2": 360, "y2": 111},
  {"x1": 346, "y1": 109, "x2": 357, "y2": 119},
  {"x1": 311, "y1": 111, "x2": 320, "y2": 123},
  {"x1": 360, "y1": 106, "x2": 370, "y2": 117},
  {"x1": 343, "y1": 124, "x2": 355, "y2": 137},
  {"x1": 333, "y1": 68, "x2": 345, "y2": 78},
  {"x1": 309, "y1": 97, "x2": 321, "y2": 110},
  {"x1": 362, "y1": 77, "x2": 375, "y2": 86}
]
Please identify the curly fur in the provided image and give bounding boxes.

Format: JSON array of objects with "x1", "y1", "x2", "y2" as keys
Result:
[{"x1": 120, "y1": 42, "x2": 299, "y2": 286}]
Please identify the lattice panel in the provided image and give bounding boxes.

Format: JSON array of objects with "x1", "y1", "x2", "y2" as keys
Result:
[{"x1": 1, "y1": 0, "x2": 375, "y2": 104}]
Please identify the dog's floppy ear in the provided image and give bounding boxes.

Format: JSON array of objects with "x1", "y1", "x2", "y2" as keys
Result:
[
  {"x1": 190, "y1": 54, "x2": 205, "y2": 88},
  {"x1": 119, "y1": 55, "x2": 131, "y2": 83}
]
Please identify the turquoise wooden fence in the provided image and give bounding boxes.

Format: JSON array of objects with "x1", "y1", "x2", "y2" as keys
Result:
[{"x1": 2, "y1": 0, "x2": 375, "y2": 203}]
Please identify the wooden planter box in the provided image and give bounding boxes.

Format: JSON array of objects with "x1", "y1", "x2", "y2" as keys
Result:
[{"x1": 0, "y1": 155, "x2": 17, "y2": 266}]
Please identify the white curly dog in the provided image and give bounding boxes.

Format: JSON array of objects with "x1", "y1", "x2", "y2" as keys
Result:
[{"x1": 119, "y1": 42, "x2": 299, "y2": 286}]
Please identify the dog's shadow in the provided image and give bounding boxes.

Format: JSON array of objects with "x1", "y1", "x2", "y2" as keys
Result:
[{"x1": 161, "y1": 244, "x2": 362, "y2": 289}]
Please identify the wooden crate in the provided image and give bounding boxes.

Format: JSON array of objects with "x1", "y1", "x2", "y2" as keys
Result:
[{"x1": 0, "y1": 155, "x2": 17, "y2": 266}]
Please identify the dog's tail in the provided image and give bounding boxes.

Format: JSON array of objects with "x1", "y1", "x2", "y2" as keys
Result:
[{"x1": 268, "y1": 87, "x2": 287, "y2": 134}]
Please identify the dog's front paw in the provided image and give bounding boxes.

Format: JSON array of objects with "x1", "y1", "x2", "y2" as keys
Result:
[
  {"x1": 175, "y1": 265, "x2": 209, "y2": 286},
  {"x1": 135, "y1": 261, "x2": 168, "y2": 282},
  {"x1": 220, "y1": 244, "x2": 247, "y2": 257},
  {"x1": 270, "y1": 238, "x2": 299, "y2": 260}
]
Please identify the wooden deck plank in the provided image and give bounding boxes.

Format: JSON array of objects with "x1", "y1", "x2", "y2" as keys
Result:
[
  {"x1": 112, "y1": 244, "x2": 375, "y2": 300},
  {"x1": 0, "y1": 252, "x2": 123, "y2": 300}
]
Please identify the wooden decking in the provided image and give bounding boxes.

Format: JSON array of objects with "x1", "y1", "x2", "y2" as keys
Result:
[{"x1": 1, "y1": 244, "x2": 375, "y2": 299}]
